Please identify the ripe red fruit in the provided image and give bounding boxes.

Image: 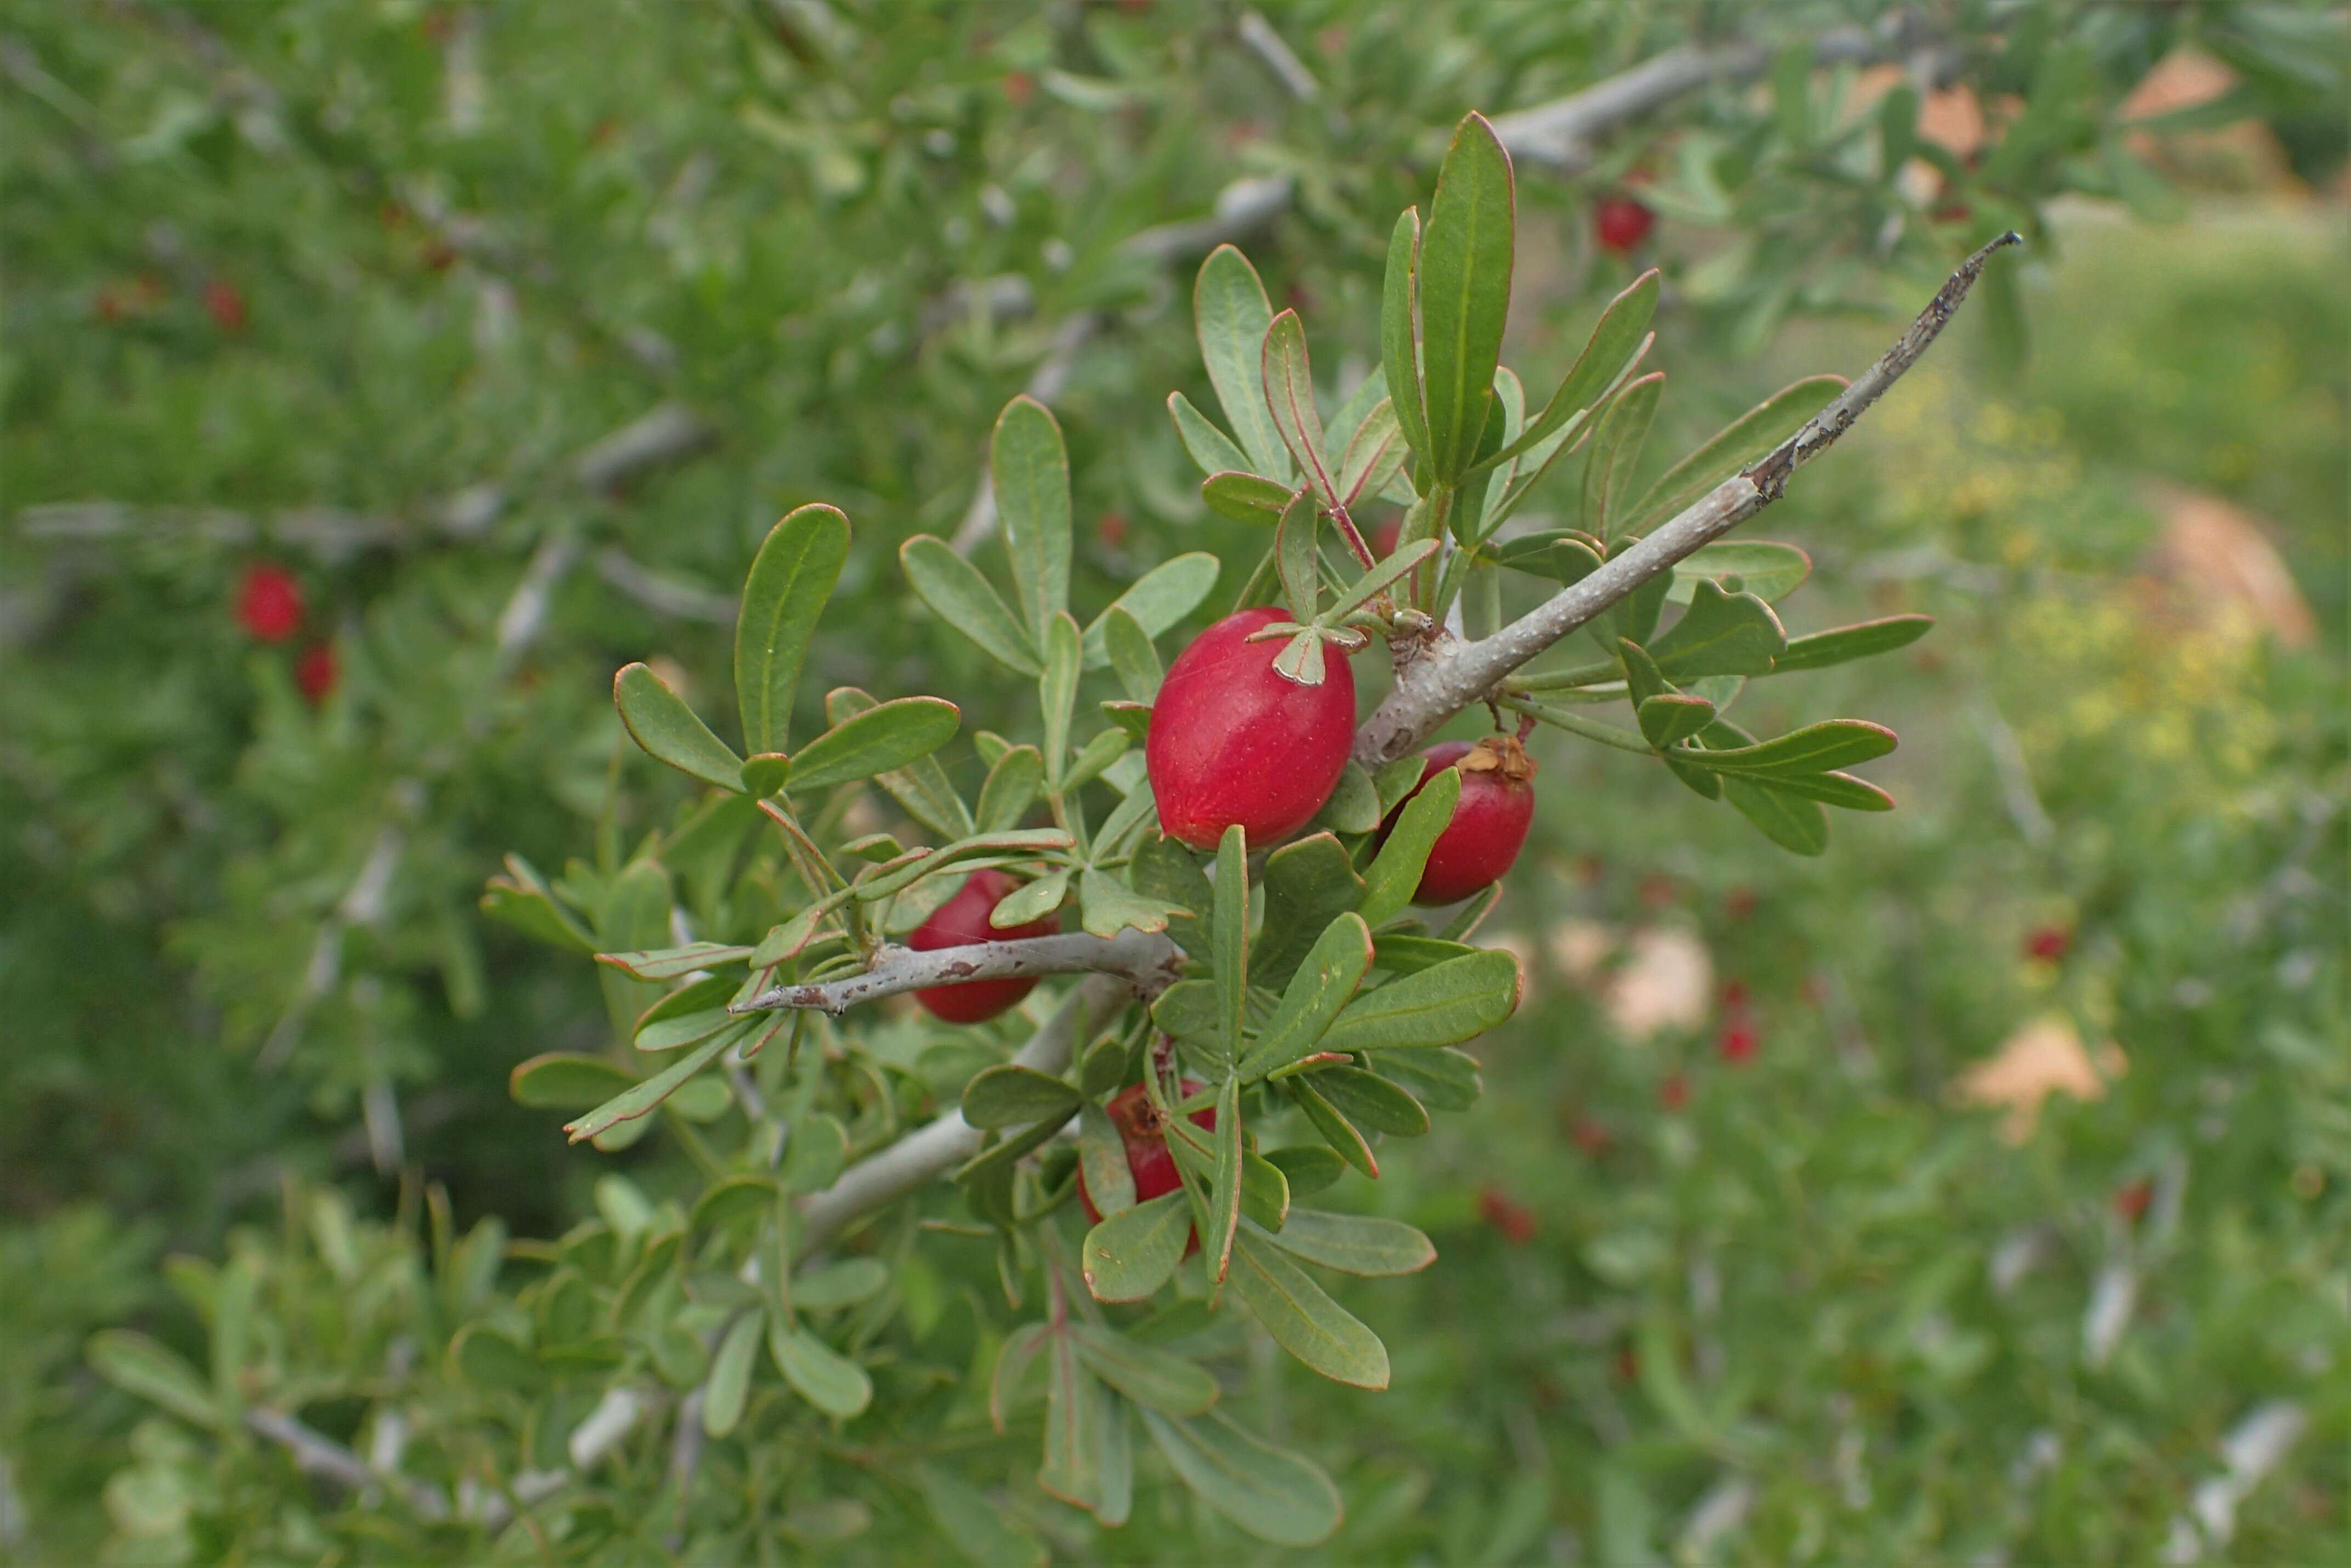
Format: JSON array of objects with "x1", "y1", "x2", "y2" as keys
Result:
[
  {"x1": 2024, "y1": 926, "x2": 2071, "y2": 963},
  {"x1": 1720, "y1": 1020, "x2": 1758, "y2": 1065},
  {"x1": 1391, "y1": 735, "x2": 1537, "y2": 905},
  {"x1": 296, "y1": 642, "x2": 339, "y2": 705},
  {"x1": 1146, "y1": 605, "x2": 1356, "y2": 850},
  {"x1": 1477, "y1": 1184, "x2": 1538, "y2": 1246},
  {"x1": 1594, "y1": 195, "x2": 1655, "y2": 253},
  {"x1": 1078, "y1": 1080, "x2": 1216, "y2": 1254},
  {"x1": 236, "y1": 564, "x2": 304, "y2": 643},
  {"x1": 909, "y1": 868, "x2": 1060, "y2": 1023},
  {"x1": 203, "y1": 279, "x2": 248, "y2": 333}
]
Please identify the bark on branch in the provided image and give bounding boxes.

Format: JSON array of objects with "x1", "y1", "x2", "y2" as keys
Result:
[{"x1": 733, "y1": 928, "x2": 1180, "y2": 1017}]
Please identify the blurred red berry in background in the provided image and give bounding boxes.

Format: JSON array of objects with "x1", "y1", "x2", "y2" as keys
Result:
[
  {"x1": 1660, "y1": 1072, "x2": 1690, "y2": 1112},
  {"x1": 1477, "y1": 1185, "x2": 1537, "y2": 1246},
  {"x1": 1001, "y1": 71, "x2": 1035, "y2": 106},
  {"x1": 2114, "y1": 1178, "x2": 2154, "y2": 1224},
  {"x1": 1595, "y1": 195, "x2": 1655, "y2": 253},
  {"x1": 236, "y1": 565, "x2": 304, "y2": 643},
  {"x1": 203, "y1": 279, "x2": 248, "y2": 333},
  {"x1": 1725, "y1": 885, "x2": 1758, "y2": 919},
  {"x1": 1720, "y1": 1019, "x2": 1758, "y2": 1065},
  {"x1": 2025, "y1": 926, "x2": 2071, "y2": 962},
  {"x1": 1095, "y1": 512, "x2": 1129, "y2": 549},
  {"x1": 296, "y1": 643, "x2": 339, "y2": 705}
]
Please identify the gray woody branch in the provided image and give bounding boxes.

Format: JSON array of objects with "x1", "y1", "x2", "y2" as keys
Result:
[
  {"x1": 1351, "y1": 231, "x2": 2021, "y2": 767},
  {"x1": 733, "y1": 927, "x2": 1180, "y2": 1017}
]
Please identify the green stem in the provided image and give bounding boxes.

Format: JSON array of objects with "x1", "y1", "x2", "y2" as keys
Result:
[{"x1": 1498, "y1": 695, "x2": 1652, "y2": 755}]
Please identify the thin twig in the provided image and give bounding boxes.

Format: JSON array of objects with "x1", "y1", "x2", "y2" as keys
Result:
[
  {"x1": 1237, "y1": 12, "x2": 1320, "y2": 103},
  {"x1": 733, "y1": 928, "x2": 1178, "y2": 1016}
]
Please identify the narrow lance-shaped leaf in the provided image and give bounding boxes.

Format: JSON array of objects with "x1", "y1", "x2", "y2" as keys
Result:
[
  {"x1": 703, "y1": 1311, "x2": 764, "y2": 1437},
  {"x1": 1273, "y1": 489, "x2": 1320, "y2": 632},
  {"x1": 1077, "y1": 1100, "x2": 1137, "y2": 1216},
  {"x1": 1167, "y1": 389, "x2": 1251, "y2": 477},
  {"x1": 961, "y1": 1065, "x2": 1083, "y2": 1129},
  {"x1": 736, "y1": 503, "x2": 849, "y2": 757},
  {"x1": 901, "y1": 536, "x2": 1041, "y2": 676},
  {"x1": 1196, "y1": 246, "x2": 1291, "y2": 482},
  {"x1": 975, "y1": 745, "x2": 1044, "y2": 834},
  {"x1": 1723, "y1": 773, "x2": 1831, "y2": 856},
  {"x1": 1213, "y1": 825, "x2": 1249, "y2": 1060},
  {"x1": 1081, "y1": 553, "x2": 1219, "y2": 669},
  {"x1": 1770, "y1": 614, "x2": 1934, "y2": 672},
  {"x1": 1262, "y1": 310, "x2": 1335, "y2": 503},
  {"x1": 1478, "y1": 268, "x2": 1660, "y2": 472},
  {"x1": 1228, "y1": 1224, "x2": 1391, "y2": 1389},
  {"x1": 1240, "y1": 913, "x2": 1374, "y2": 1082},
  {"x1": 1678, "y1": 718, "x2": 1897, "y2": 777},
  {"x1": 1417, "y1": 114, "x2": 1515, "y2": 482},
  {"x1": 1380, "y1": 207, "x2": 1431, "y2": 462},
  {"x1": 614, "y1": 663, "x2": 744, "y2": 792},
  {"x1": 1201, "y1": 470, "x2": 1293, "y2": 527},
  {"x1": 1082, "y1": 1190, "x2": 1191, "y2": 1303},
  {"x1": 565, "y1": 1027, "x2": 740, "y2": 1143},
  {"x1": 1337, "y1": 397, "x2": 1406, "y2": 508},
  {"x1": 1102, "y1": 607, "x2": 1163, "y2": 703},
  {"x1": 1270, "y1": 1208, "x2": 1437, "y2": 1277},
  {"x1": 1315, "y1": 949, "x2": 1523, "y2": 1055},
  {"x1": 1072, "y1": 1325, "x2": 1217, "y2": 1416},
  {"x1": 1321, "y1": 538, "x2": 1436, "y2": 626},
  {"x1": 1138, "y1": 1408, "x2": 1344, "y2": 1549},
  {"x1": 1668, "y1": 540, "x2": 1812, "y2": 605},
  {"x1": 788, "y1": 697, "x2": 960, "y2": 793},
  {"x1": 1357, "y1": 767, "x2": 1460, "y2": 930},
  {"x1": 1202, "y1": 1076, "x2": 1244, "y2": 1287},
  {"x1": 1582, "y1": 371, "x2": 1664, "y2": 541},
  {"x1": 1040, "y1": 613, "x2": 1080, "y2": 786},
  {"x1": 992, "y1": 395, "x2": 1072, "y2": 647},
  {"x1": 824, "y1": 686, "x2": 973, "y2": 838}
]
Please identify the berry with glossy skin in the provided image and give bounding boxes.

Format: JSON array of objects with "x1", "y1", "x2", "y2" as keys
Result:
[
  {"x1": 1078, "y1": 1079, "x2": 1216, "y2": 1253},
  {"x1": 909, "y1": 868, "x2": 1059, "y2": 1023},
  {"x1": 1393, "y1": 734, "x2": 1538, "y2": 905},
  {"x1": 1146, "y1": 605, "x2": 1356, "y2": 850},
  {"x1": 236, "y1": 564, "x2": 304, "y2": 643},
  {"x1": 1594, "y1": 196, "x2": 1655, "y2": 253}
]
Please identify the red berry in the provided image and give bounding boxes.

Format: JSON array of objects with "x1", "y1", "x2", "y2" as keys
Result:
[
  {"x1": 1001, "y1": 70, "x2": 1035, "y2": 106},
  {"x1": 1389, "y1": 735, "x2": 1537, "y2": 905},
  {"x1": 1659, "y1": 1072, "x2": 1690, "y2": 1112},
  {"x1": 1372, "y1": 517, "x2": 1403, "y2": 558},
  {"x1": 2025, "y1": 926, "x2": 2070, "y2": 962},
  {"x1": 1720, "y1": 1020, "x2": 1758, "y2": 1065},
  {"x1": 236, "y1": 564, "x2": 304, "y2": 643},
  {"x1": 2114, "y1": 1178, "x2": 2154, "y2": 1225},
  {"x1": 1094, "y1": 512, "x2": 1129, "y2": 549},
  {"x1": 909, "y1": 868, "x2": 1060, "y2": 1023},
  {"x1": 1077, "y1": 1080, "x2": 1216, "y2": 1255},
  {"x1": 1477, "y1": 1184, "x2": 1538, "y2": 1246},
  {"x1": 1145, "y1": 606, "x2": 1356, "y2": 850},
  {"x1": 1570, "y1": 1117, "x2": 1613, "y2": 1158},
  {"x1": 1594, "y1": 196, "x2": 1655, "y2": 253},
  {"x1": 1725, "y1": 886, "x2": 1758, "y2": 919},
  {"x1": 203, "y1": 279, "x2": 248, "y2": 333},
  {"x1": 296, "y1": 642, "x2": 339, "y2": 705}
]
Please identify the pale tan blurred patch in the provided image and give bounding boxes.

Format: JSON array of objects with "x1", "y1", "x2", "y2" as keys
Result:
[
  {"x1": 1553, "y1": 924, "x2": 1713, "y2": 1043},
  {"x1": 2138, "y1": 483, "x2": 2318, "y2": 649},
  {"x1": 1951, "y1": 1017, "x2": 2129, "y2": 1142},
  {"x1": 2119, "y1": 47, "x2": 2297, "y2": 193}
]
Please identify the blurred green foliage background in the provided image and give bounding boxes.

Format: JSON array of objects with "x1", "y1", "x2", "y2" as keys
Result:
[{"x1": 3, "y1": 1, "x2": 2343, "y2": 1563}]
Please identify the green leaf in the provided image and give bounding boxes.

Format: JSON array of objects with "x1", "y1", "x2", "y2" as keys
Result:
[
  {"x1": 990, "y1": 1321, "x2": 1050, "y2": 1431},
  {"x1": 740, "y1": 754, "x2": 792, "y2": 796},
  {"x1": 1374, "y1": 1046, "x2": 1483, "y2": 1111},
  {"x1": 1240, "y1": 914, "x2": 1374, "y2": 1081},
  {"x1": 614, "y1": 663, "x2": 745, "y2": 792},
  {"x1": 1138, "y1": 1407, "x2": 1344, "y2": 1549},
  {"x1": 1357, "y1": 766, "x2": 1460, "y2": 929},
  {"x1": 795, "y1": 1256, "x2": 890, "y2": 1312},
  {"x1": 1078, "y1": 867, "x2": 1183, "y2": 938},
  {"x1": 789, "y1": 696, "x2": 960, "y2": 794},
  {"x1": 1489, "y1": 529, "x2": 1605, "y2": 586},
  {"x1": 1482, "y1": 269, "x2": 1660, "y2": 472},
  {"x1": 1082, "y1": 1190, "x2": 1191, "y2": 1303},
  {"x1": 1418, "y1": 114, "x2": 1515, "y2": 483},
  {"x1": 1321, "y1": 537, "x2": 1438, "y2": 626},
  {"x1": 1073, "y1": 1325, "x2": 1217, "y2": 1416},
  {"x1": 917, "y1": 1464, "x2": 1047, "y2": 1568},
  {"x1": 1621, "y1": 374, "x2": 1846, "y2": 535},
  {"x1": 1317, "y1": 949, "x2": 1522, "y2": 1055},
  {"x1": 824, "y1": 687, "x2": 975, "y2": 839},
  {"x1": 1039, "y1": 1329, "x2": 1103, "y2": 1510},
  {"x1": 1196, "y1": 245, "x2": 1291, "y2": 480},
  {"x1": 1202, "y1": 1076, "x2": 1244, "y2": 1286},
  {"x1": 1229, "y1": 1224, "x2": 1390, "y2": 1389},
  {"x1": 989, "y1": 867, "x2": 1068, "y2": 929},
  {"x1": 1637, "y1": 694, "x2": 1716, "y2": 750},
  {"x1": 481, "y1": 855, "x2": 598, "y2": 952},
  {"x1": 1082, "y1": 553, "x2": 1219, "y2": 669},
  {"x1": 1201, "y1": 470, "x2": 1293, "y2": 527},
  {"x1": 850, "y1": 829, "x2": 1074, "y2": 902},
  {"x1": 635, "y1": 1004, "x2": 735, "y2": 1054},
  {"x1": 1241, "y1": 1150, "x2": 1291, "y2": 1232},
  {"x1": 1580, "y1": 372, "x2": 1664, "y2": 541},
  {"x1": 1305, "y1": 1065, "x2": 1428, "y2": 1136},
  {"x1": 1722, "y1": 774, "x2": 1830, "y2": 856},
  {"x1": 1337, "y1": 398, "x2": 1407, "y2": 507},
  {"x1": 1262, "y1": 310, "x2": 1335, "y2": 503},
  {"x1": 992, "y1": 395, "x2": 1072, "y2": 646},
  {"x1": 564, "y1": 1027, "x2": 739, "y2": 1142},
  {"x1": 961, "y1": 1065, "x2": 1082, "y2": 1130},
  {"x1": 703, "y1": 1311, "x2": 764, "y2": 1437},
  {"x1": 1264, "y1": 1144, "x2": 1345, "y2": 1197},
  {"x1": 1648, "y1": 580, "x2": 1787, "y2": 680},
  {"x1": 1308, "y1": 761, "x2": 1382, "y2": 836},
  {"x1": 975, "y1": 745, "x2": 1044, "y2": 834},
  {"x1": 87, "y1": 1331, "x2": 225, "y2": 1429},
  {"x1": 781, "y1": 1112, "x2": 849, "y2": 1194},
  {"x1": 1167, "y1": 389, "x2": 1251, "y2": 477},
  {"x1": 769, "y1": 1323, "x2": 872, "y2": 1418},
  {"x1": 690, "y1": 1172, "x2": 781, "y2": 1236},
  {"x1": 1214, "y1": 825, "x2": 1248, "y2": 1058},
  {"x1": 736, "y1": 503, "x2": 849, "y2": 757},
  {"x1": 1077, "y1": 1100, "x2": 1137, "y2": 1216},
  {"x1": 901, "y1": 536, "x2": 1041, "y2": 676},
  {"x1": 1102, "y1": 608, "x2": 1163, "y2": 703},
  {"x1": 1253, "y1": 833, "x2": 1366, "y2": 987},
  {"x1": 1668, "y1": 540, "x2": 1811, "y2": 605},
  {"x1": 1771, "y1": 614, "x2": 1935, "y2": 672},
  {"x1": 1270, "y1": 1208, "x2": 1437, "y2": 1277},
  {"x1": 1380, "y1": 208, "x2": 1431, "y2": 461},
  {"x1": 510, "y1": 1052, "x2": 636, "y2": 1110},
  {"x1": 1040, "y1": 613, "x2": 1080, "y2": 785},
  {"x1": 1288, "y1": 1076, "x2": 1379, "y2": 1179},
  {"x1": 1680, "y1": 718, "x2": 1897, "y2": 776},
  {"x1": 1130, "y1": 834, "x2": 1210, "y2": 952},
  {"x1": 1743, "y1": 769, "x2": 1895, "y2": 811},
  {"x1": 596, "y1": 941, "x2": 753, "y2": 982},
  {"x1": 451, "y1": 1324, "x2": 541, "y2": 1392}
]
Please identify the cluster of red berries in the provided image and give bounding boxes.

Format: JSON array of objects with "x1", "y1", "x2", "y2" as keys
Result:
[{"x1": 235, "y1": 564, "x2": 338, "y2": 704}]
